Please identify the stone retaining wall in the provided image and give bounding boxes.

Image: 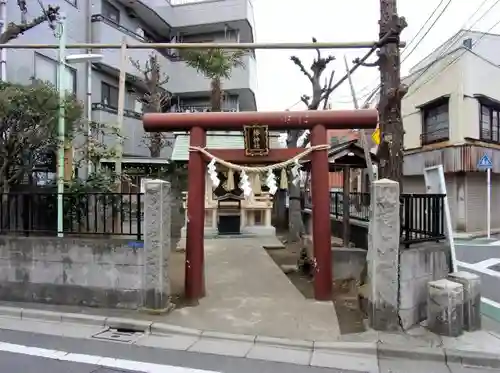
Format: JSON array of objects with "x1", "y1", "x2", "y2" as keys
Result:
[{"x1": 0, "y1": 237, "x2": 144, "y2": 308}]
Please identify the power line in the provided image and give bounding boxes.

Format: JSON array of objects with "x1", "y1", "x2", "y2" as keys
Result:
[
  {"x1": 334, "y1": 1, "x2": 453, "y2": 102},
  {"x1": 340, "y1": 0, "x2": 491, "y2": 105},
  {"x1": 406, "y1": 2, "x2": 500, "y2": 98},
  {"x1": 400, "y1": 0, "x2": 453, "y2": 64},
  {"x1": 405, "y1": 0, "x2": 500, "y2": 97}
]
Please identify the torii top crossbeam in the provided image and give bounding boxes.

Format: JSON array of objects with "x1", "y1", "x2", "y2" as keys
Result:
[{"x1": 143, "y1": 109, "x2": 378, "y2": 132}]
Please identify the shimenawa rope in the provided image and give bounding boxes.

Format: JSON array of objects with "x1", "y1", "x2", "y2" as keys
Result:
[{"x1": 188, "y1": 144, "x2": 330, "y2": 173}]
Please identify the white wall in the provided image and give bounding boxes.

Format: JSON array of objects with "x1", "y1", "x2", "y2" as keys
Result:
[{"x1": 403, "y1": 47, "x2": 500, "y2": 149}]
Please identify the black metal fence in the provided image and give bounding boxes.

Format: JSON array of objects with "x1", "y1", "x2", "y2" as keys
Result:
[
  {"x1": 302, "y1": 191, "x2": 370, "y2": 221},
  {"x1": 302, "y1": 191, "x2": 446, "y2": 246},
  {"x1": 400, "y1": 193, "x2": 446, "y2": 247},
  {"x1": 0, "y1": 192, "x2": 143, "y2": 240}
]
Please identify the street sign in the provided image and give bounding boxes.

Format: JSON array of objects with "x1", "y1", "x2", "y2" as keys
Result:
[
  {"x1": 478, "y1": 153, "x2": 493, "y2": 169},
  {"x1": 476, "y1": 154, "x2": 493, "y2": 238}
]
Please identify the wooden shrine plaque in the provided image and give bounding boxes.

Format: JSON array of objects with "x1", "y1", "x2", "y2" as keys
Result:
[{"x1": 243, "y1": 125, "x2": 269, "y2": 156}]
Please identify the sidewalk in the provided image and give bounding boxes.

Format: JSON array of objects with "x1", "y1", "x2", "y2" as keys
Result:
[{"x1": 1, "y1": 305, "x2": 500, "y2": 371}]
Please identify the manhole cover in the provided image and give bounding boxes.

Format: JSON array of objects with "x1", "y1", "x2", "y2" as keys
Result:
[
  {"x1": 92, "y1": 329, "x2": 144, "y2": 344},
  {"x1": 488, "y1": 264, "x2": 500, "y2": 272}
]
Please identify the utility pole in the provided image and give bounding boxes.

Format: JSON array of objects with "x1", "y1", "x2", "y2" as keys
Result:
[{"x1": 378, "y1": 0, "x2": 407, "y2": 187}]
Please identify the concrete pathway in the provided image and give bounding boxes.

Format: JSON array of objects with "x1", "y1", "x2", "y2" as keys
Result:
[{"x1": 167, "y1": 237, "x2": 340, "y2": 341}]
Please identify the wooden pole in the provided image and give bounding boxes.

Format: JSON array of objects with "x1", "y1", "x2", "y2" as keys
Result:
[
  {"x1": 343, "y1": 55, "x2": 375, "y2": 184},
  {"x1": 0, "y1": 41, "x2": 406, "y2": 50},
  {"x1": 310, "y1": 124, "x2": 332, "y2": 300},
  {"x1": 115, "y1": 38, "x2": 127, "y2": 180},
  {"x1": 378, "y1": 0, "x2": 407, "y2": 185},
  {"x1": 185, "y1": 127, "x2": 207, "y2": 300},
  {"x1": 342, "y1": 165, "x2": 351, "y2": 246}
]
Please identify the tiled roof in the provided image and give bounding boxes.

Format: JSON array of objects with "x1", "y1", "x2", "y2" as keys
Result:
[{"x1": 171, "y1": 131, "x2": 285, "y2": 161}]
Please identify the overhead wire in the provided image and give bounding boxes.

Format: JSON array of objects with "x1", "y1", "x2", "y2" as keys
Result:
[
  {"x1": 405, "y1": 0, "x2": 500, "y2": 98},
  {"x1": 400, "y1": 0, "x2": 453, "y2": 65},
  {"x1": 405, "y1": 0, "x2": 500, "y2": 97},
  {"x1": 333, "y1": 0, "x2": 453, "y2": 105}
]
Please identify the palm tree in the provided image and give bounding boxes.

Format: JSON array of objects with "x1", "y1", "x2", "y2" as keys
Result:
[{"x1": 181, "y1": 48, "x2": 246, "y2": 112}]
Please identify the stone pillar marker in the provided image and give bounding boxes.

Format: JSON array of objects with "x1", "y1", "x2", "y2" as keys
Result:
[
  {"x1": 142, "y1": 179, "x2": 172, "y2": 313},
  {"x1": 427, "y1": 279, "x2": 464, "y2": 337},
  {"x1": 367, "y1": 178, "x2": 400, "y2": 331},
  {"x1": 448, "y1": 271, "x2": 481, "y2": 331}
]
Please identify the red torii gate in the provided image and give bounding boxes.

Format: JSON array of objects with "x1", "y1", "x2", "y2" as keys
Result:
[{"x1": 143, "y1": 110, "x2": 378, "y2": 301}]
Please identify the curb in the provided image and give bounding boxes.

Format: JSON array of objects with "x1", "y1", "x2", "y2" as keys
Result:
[
  {"x1": 376, "y1": 343, "x2": 445, "y2": 362},
  {"x1": 0, "y1": 305, "x2": 316, "y2": 350},
  {"x1": 1, "y1": 305, "x2": 500, "y2": 368}
]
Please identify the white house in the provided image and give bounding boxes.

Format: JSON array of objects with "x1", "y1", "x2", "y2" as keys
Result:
[{"x1": 402, "y1": 30, "x2": 500, "y2": 234}]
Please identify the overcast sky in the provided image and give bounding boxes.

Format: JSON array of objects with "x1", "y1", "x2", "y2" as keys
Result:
[{"x1": 251, "y1": 0, "x2": 500, "y2": 111}]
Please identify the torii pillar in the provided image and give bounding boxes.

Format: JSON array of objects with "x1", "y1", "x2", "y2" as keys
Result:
[{"x1": 143, "y1": 110, "x2": 378, "y2": 301}]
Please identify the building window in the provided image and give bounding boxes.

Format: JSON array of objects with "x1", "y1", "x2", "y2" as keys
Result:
[
  {"x1": 420, "y1": 99, "x2": 450, "y2": 145},
  {"x1": 33, "y1": 53, "x2": 76, "y2": 94},
  {"x1": 102, "y1": 0, "x2": 120, "y2": 24},
  {"x1": 480, "y1": 104, "x2": 500, "y2": 143},
  {"x1": 101, "y1": 82, "x2": 119, "y2": 108},
  {"x1": 134, "y1": 99, "x2": 143, "y2": 113}
]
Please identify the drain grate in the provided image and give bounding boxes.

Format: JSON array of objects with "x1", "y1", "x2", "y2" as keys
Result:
[{"x1": 92, "y1": 328, "x2": 144, "y2": 344}]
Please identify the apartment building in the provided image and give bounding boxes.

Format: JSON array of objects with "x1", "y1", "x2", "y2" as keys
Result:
[
  {"x1": 401, "y1": 29, "x2": 500, "y2": 233},
  {"x1": 5, "y1": 0, "x2": 257, "y2": 170}
]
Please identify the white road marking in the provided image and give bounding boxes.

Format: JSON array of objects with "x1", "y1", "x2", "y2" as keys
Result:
[
  {"x1": 467, "y1": 258, "x2": 500, "y2": 270},
  {"x1": 0, "y1": 342, "x2": 221, "y2": 373},
  {"x1": 456, "y1": 261, "x2": 500, "y2": 278}
]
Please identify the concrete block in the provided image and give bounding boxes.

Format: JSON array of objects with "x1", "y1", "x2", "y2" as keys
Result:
[
  {"x1": 0, "y1": 306, "x2": 22, "y2": 319},
  {"x1": 136, "y1": 334, "x2": 199, "y2": 351},
  {"x1": 21, "y1": 309, "x2": 62, "y2": 322},
  {"x1": 188, "y1": 339, "x2": 254, "y2": 357},
  {"x1": 105, "y1": 317, "x2": 153, "y2": 332},
  {"x1": 448, "y1": 271, "x2": 481, "y2": 331},
  {"x1": 255, "y1": 335, "x2": 313, "y2": 349},
  {"x1": 310, "y1": 350, "x2": 379, "y2": 371},
  {"x1": 427, "y1": 279, "x2": 464, "y2": 337},
  {"x1": 201, "y1": 330, "x2": 256, "y2": 342},
  {"x1": 60, "y1": 312, "x2": 107, "y2": 326},
  {"x1": 367, "y1": 179, "x2": 401, "y2": 331},
  {"x1": 246, "y1": 345, "x2": 312, "y2": 365},
  {"x1": 143, "y1": 179, "x2": 172, "y2": 311},
  {"x1": 150, "y1": 322, "x2": 202, "y2": 337}
]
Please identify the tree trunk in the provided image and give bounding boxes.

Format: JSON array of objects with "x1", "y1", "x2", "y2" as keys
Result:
[
  {"x1": 286, "y1": 130, "x2": 305, "y2": 242},
  {"x1": 150, "y1": 133, "x2": 163, "y2": 158},
  {"x1": 210, "y1": 78, "x2": 222, "y2": 112}
]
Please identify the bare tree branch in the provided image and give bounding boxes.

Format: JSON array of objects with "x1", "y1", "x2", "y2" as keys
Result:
[
  {"x1": 0, "y1": 5, "x2": 59, "y2": 44},
  {"x1": 290, "y1": 55, "x2": 313, "y2": 82}
]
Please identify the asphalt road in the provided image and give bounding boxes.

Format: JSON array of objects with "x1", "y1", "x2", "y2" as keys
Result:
[{"x1": 455, "y1": 241, "x2": 500, "y2": 306}]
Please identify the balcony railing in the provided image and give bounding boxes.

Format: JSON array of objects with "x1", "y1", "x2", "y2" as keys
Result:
[
  {"x1": 420, "y1": 127, "x2": 449, "y2": 145},
  {"x1": 92, "y1": 103, "x2": 142, "y2": 120},
  {"x1": 174, "y1": 105, "x2": 238, "y2": 113}
]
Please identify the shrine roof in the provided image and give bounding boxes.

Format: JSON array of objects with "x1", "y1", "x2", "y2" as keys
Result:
[
  {"x1": 171, "y1": 131, "x2": 285, "y2": 161},
  {"x1": 301, "y1": 139, "x2": 379, "y2": 170}
]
